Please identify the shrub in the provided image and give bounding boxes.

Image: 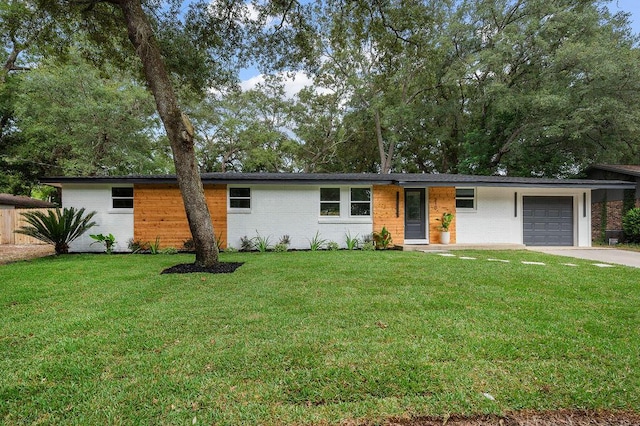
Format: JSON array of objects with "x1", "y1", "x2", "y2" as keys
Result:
[
  {"x1": 622, "y1": 207, "x2": 640, "y2": 243},
  {"x1": 240, "y1": 236, "x2": 254, "y2": 252},
  {"x1": 274, "y1": 235, "x2": 291, "y2": 252},
  {"x1": 149, "y1": 237, "x2": 161, "y2": 254},
  {"x1": 273, "y1": 243, "x2": 289, "y2": 253},
  {"x1": 345, "y1": 232, "x2": 360, "y2": 250},
  {"x1": 214, "y1": 232, "x2": 225, "y2": 252},
  {"x1": 326, "y1": 241, "x2": 340, "y2": 251},
  {"x1": 128, "y1": 239, "x2": 150, "y2": 253},
  {"x1": 254, "y1": 232, "x2": 272, "y2": 253},
  {"x1": 15, "y1": 207, "x2": 97, "y2": 255},
  {"x1": 373, "y1": 226, "x2": 392, "y2": 249},
  {"x1": 308, "y1": 231, "x2": 327, "y2": 251},
  {"x1": 90, "y1": 233, "x2": 116, "y2": 254},
  {"x1": 278, "y1": 235, "x2": 291, "y2": 246},
  {"x1": 361, "y1": 233, "x2": 373, "y2": 245},
  {"x1": 361, "y1": 241, "x2": 376, "y2": 251}
]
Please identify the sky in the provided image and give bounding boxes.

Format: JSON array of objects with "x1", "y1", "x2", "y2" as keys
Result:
[
  {"x1": 240, "y1": 1, "x2": 640, "y2": 96},
  {"x1": 610, "y1": 0, "x2": 640, "y2": 32}
]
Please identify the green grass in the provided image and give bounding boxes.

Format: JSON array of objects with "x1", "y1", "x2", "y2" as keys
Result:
[{"x1": 1, "y1": 250, "x2": 638, "y2": 425}]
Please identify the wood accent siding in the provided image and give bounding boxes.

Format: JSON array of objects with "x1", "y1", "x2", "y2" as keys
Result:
[
  {"x1": 428, "y1": 187, "x2": 456, "y2": 244},
  {"x1": 373, "y1": 185, "x2": 404, "y2": 245},
  {"x1": 133, "y1": 184, "x2": 227, "y2": 249}
]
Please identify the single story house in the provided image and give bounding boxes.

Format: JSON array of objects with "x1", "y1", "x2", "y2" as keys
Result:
[
  {"x1": 41, "y1": 173, "x2": 634, "y2": 252},
  {"x1": 586, "y1": 165, "x2": 640, "y2": 242}
]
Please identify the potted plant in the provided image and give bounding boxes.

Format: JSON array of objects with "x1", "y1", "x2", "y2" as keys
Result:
[{"x1": 437, "y1": 212, "x2": 454, "y2": 244}]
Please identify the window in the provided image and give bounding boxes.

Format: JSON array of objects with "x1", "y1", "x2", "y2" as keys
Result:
[
  {"x1": 350, "y1": 188, "x2": 371, "y2": 216},
  {"x1": 229, "y1": 188, "x2": 251, "y2": 209},
  {"x1": 112, "y1": 187, "x2": 133, "y2": 209},
  {"x1": 456, "y1": 188, "x2": 475, "y2": 209},
  {"x1": 320, "y1": 188, "x2": 340, "y2": 216}
]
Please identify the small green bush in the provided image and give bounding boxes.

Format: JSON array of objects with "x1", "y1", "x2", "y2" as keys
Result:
[
  {"x1": 622, "y1": 207, "x2": 640, "y2": 243},
  {"x1": 240, "y1": 236, "x2": 254, "y2": 252},
  {"x1": 308, "y1": 231, "x2": 327, "y2": 251},
  {"x1": 128, "y1": 239, "x2": 150, "y2": 253},
  {"x1": 345, "y1": 232, "x2": 360, "y2": 250},
  {"x1": 326, "y1": 241, "x2": 340, "y2": 251},
  {"x1": 90, "y1": 233, "x2": 116, "y2": 254},
  {"x1": 273, "y1": 243, "x2": 289, "y2": 253},
  {"x1": 361, "y1": 241, "x2": 376, "y2": 251},
  {"x1": 254, "y1": 232, "x2": 272, "y2": 252}
]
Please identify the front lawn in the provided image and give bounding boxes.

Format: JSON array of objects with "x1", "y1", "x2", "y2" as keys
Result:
[{"x1": 1, "y1": 250, "x2": 638, "y2": 424}]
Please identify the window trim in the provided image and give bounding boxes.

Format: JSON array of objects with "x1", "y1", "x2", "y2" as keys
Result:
[
  {"x1": 349, "y1": 187, "x2": 372, "y2": 217},
  {"x1": 320, "y1": 187, "x2": 341, "y2": 217},
  {"x1": 455, "y1": 187, "x2": 476, "y2": 210},
  {"x1": 228, "y1": 187, "x2": 251, "y2": 212},
  {"x1": 111, "y1": 187, "x2": 133, "y2": 210}
]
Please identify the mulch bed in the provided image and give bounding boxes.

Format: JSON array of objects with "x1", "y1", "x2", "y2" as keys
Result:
[
  {"x1": 373, "y1": 410, "x2": 640, "y2": 426},
  {"x1": 161, "y1": 262, "x2": 244, "y2": 274}
]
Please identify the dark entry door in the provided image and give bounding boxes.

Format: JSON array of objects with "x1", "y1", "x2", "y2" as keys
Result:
[
  {"x1": 405, "y1": 189, "x2": 426, "y2": 240},
  {"x1": 523, "y1": 196, "x2": 573, "y2": 246}
]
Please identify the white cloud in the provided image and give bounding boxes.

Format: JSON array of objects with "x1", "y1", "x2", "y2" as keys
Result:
[{"x1": 240, "y1": 71, "x2": 316, "y2": 98}]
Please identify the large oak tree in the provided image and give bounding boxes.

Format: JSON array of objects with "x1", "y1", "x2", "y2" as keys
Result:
[{"x1": 29, "y1": 0, "x2": 311, "y2": 266}]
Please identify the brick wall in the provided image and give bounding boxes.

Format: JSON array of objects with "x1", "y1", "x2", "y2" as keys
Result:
[{"x1": 592, "y1": 199, "x2": 640, "y2": 241}]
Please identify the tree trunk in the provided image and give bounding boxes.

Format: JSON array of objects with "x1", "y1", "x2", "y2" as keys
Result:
[
  {"x1": 118, "y1": 0, "x2": 218, "y2": 266},
  {"x1": 374, "y1": 109, "x2": 393, "y2": 174}
]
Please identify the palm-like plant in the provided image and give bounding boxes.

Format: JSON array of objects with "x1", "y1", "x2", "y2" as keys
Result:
[{"x1": 15, "y1": 207, "x2": 97, "y2": 254}]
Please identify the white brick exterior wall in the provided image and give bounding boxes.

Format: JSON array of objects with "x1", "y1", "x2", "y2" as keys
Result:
[
  {"x1": 227, "y1": 185, "x2": 373, "y2": 250},
  {"x1": 61, "y1": 184, "x2": 134, "y2": 252},
  {"x1": 58, "y1": 182, "x2": 591, "y2": 251},
  {"x1": 456, "y1": 187, "x2": 591, "y2": 247}
]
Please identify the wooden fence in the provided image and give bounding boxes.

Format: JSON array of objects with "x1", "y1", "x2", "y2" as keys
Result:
[{"x1": 0, "y1": 208, "x2": 53, "y2": 245}]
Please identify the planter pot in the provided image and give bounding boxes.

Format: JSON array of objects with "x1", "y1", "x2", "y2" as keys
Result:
[{"x1": 440, "y1": 231, "x2": 451, "y2": 245}]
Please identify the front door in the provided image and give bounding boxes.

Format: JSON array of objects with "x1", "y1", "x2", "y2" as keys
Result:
[{"x1": 405, "y1": 189, "x2": 426, "y2": 240}]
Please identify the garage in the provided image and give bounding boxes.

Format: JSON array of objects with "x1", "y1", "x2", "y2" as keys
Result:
[{"x1": 523, "y1": 196, "x2": 574, "y2": 246}]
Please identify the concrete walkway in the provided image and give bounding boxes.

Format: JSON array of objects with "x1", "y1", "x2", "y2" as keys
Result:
[{"x1": 527, "y1": 247, "x2": 640, "y2": 268}]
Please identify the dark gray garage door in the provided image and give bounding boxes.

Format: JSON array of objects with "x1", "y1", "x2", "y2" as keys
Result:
[{"x1": 523, "y1": 196, "x2": 573, "y2": 246}]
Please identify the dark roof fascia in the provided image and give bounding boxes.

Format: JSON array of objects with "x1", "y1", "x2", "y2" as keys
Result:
[
  {"x1": 394, "y1": 174, "x2": 635, "y2": 189},
  {"x1": 396, "y1": 180, "x2": 635, "y2": 189},
  {"x1": 202, "y1": 173, "x2": 396, "y2": 185},
  {"x1": 40, "y1": 176, "x2": 179, "y2": 185},
  {"x1": 40, "y1": 173, "x2": 635, "y2": 189},
  {"x1": 40, "y1": 174, "x2": 395, "y2": 186}
]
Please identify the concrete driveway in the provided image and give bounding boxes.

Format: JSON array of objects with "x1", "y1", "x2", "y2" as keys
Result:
[{"x1": 528, "y1": 247, "x2": 640, "y2": 268}]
